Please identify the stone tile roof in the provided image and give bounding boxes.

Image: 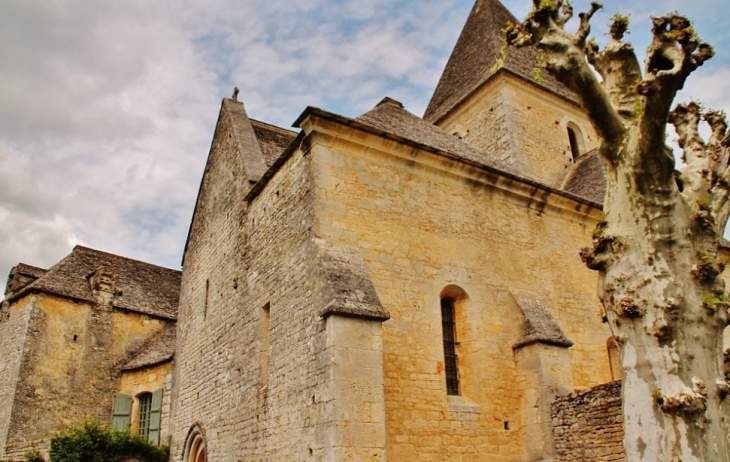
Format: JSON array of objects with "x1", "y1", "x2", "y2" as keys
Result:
[
  {"x1": 424, "y1": 0, "x2": 577, "y2": 123},
  {"x1": 561, "y1": 149, "x2": 606, "y2": 205},
  {"x1": 251, "y1": 119, "x2": 298, "y2": 167},
  {"x1": 14, "y1": 263, "x2": 47, "y2": 279},
  {"x1": 122, "y1": 323, "x2": 176, "y2": 370},
  {"x1": 356, "y1": 97, "x2": 517, "y2": 173},
  {"x1": 7, "y1": 246, "x2": 180, "y2": 320},
  {"x1": 4, "y1": 263, "x2": 48, "y2": 296}
]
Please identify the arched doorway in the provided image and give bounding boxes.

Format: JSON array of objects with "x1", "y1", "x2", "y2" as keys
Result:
[{"x1": 183, "y1": 425, "x2": 206, "y2": 462}]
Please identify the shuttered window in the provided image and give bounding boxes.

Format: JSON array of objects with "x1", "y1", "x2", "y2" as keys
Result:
[
  {"x1": 111, "y1": 394, "x2": 132, "y2": 430},
  {"x1": 441, "y1": 298, "x2": 459, "y2": 395},
  {"x1": 148, "y1": 388, "x2": 163, "y2": 444}
]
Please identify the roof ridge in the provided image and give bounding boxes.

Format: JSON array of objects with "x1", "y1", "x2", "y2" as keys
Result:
[
  {"x1": 14, "y1": 263, "x2": 47, "y2": 274},
  {"x1": 250, "y1": 118, "x2": 298, "y2": 136},
  {"x1": 73, "y1": 245, "x2": 180, "y2": 273}
]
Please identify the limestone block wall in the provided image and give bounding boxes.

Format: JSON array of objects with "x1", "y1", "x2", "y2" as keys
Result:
[
  {"x1": 325, "y1": 316, "x2": 386, "y2": 461},
  {"x1": 1, "y1": 293, "x2": 167, "y2": 459},
  {"x1": 171, "y1": 129, "x2": 341, "y2": 461},
  {"x1": 307, "y1": 118, "x2": 612, "y2": 461},
  {"x1": 438, "y1": 72, "x2": 598, "y2": 188},
  {"x1": 0, "y1": 298, "x2": 33, "y2": 460},
  {"x1": 552, "y1": 381, "x2": 624, "y2": 461},
  {"x1": 513, "y1": 342, "x2": 573, "y2": 461},
  {"x1": 169, "y1": 98, "x2": 265, "y2": 459}
]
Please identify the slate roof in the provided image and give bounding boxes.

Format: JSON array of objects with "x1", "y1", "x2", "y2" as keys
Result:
[
  {"x1": 424, "y1": 0, "x2": 577, "y2": 123},
  {"x1": 251, "y1": 119, "x2": 298, "y2": 167},
  {"x1": 122, "y1": 323, "x2": 176, "y2": 370},
  {"x1": 6, "y1": 246, "x2": 180, "y2": 320},
  {"x1": 562, "y1": 149, "x2": 606, "y2": 205},
  {"x1": 356, "y1": 97, "x2": 517, "y2": 174}
]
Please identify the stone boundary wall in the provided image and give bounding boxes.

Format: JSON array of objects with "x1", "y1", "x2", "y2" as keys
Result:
[
  {"x1": 552, "y1": 381, "x2": 624, "y2": 461},
  {"x1": 1, "y1": 439, "x2": 49, "y2": 462}
]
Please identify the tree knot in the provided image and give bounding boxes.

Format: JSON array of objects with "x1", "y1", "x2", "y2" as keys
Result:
[
  {"x1": 715, "y1": 378, "x2": 730, "y2": 401},
  {"x1": 653, "y1": 378, "x2": 707, "y2": 416},
  {"x1": 692, "y1": 252, "x2": 724, "y2": 284},
  {"x1": 618, "y1": 296, "x2": 645, "y2": 318}
]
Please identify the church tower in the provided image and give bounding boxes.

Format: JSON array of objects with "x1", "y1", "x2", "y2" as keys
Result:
[{"x1": 425, "y1": 0, "x2": 598, "y2": 188}]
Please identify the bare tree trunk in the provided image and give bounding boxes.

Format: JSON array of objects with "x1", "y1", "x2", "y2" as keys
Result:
[{"x1": 507, "y1": 2, "x2": 730, "y2": 460}]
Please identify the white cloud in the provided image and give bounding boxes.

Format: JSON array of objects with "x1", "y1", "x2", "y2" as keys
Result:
[{"x1": 0, "y1": 0, "x2": 728, "y2": 283}]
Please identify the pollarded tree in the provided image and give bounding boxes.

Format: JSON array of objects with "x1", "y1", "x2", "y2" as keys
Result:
[{"x1": 506, "y1": 1, "x2": 729, "y2": 460}]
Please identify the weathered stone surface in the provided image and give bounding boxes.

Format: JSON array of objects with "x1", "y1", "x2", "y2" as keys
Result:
[
  {"x1": 552, "y1": 381, "x2": 624, "y2": 462},
  {"x1": 315, "y1": 239, "x2": 389, "y2": 321},
  {"x1": 511, "y1": 290, "x2": 574, "y2": 349}
]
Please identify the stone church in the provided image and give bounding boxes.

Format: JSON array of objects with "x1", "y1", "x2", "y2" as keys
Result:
[{"x1": 1, "y1": 0, "x2": 657, "y2": 460}]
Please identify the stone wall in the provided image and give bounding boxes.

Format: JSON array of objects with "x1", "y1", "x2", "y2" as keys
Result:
[
  {"x1": 1, "y1": 292, "x2": 168, "y2": 460},
  {"x1": 0, "y1": 298, "x2": 33, "y2": 460},
  {"x1": 552, "y1": 381, "x2": 624, "y2": 461},
  {"x1": 306, "y1": 112, "x2": 611, "y2": 460},
  {"x1": 172, "y1": 94, "x2": 614, "y2": 460},
  {"x1": 439, "y1": 72, "x2": 598, "y2": 188},
  {"x1": 172, "y1": 98, "x2": 394, "y2": 461},
  {"x1": 170, "y1": 98, "x2": 338, "y2": 460}
]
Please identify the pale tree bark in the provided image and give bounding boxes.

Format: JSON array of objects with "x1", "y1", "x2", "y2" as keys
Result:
[{"x1": 507, "y1": 2, "x2": 728, "y2": 460}]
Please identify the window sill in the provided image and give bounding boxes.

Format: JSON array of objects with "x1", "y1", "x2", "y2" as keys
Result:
[{"x1": 447, "y1": 395, "x2": 481, "y2": 414}]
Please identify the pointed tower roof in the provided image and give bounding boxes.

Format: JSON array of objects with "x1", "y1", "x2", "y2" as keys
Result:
[{"x1": 424, "y1": 0, "x2": 577, "y2": 123}]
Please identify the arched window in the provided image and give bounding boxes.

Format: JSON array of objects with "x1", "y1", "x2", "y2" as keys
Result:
[
  {"x1": 439, "y1": 286, "x2": 470, "y2": 396},
  {"x1": 441, "y1": 297, "x2": 459, "y2": 395},
  {"x1": 567, "y1": 123, "x2": 585, "y2": 160},
  {"x1": 184, "y1": 425, "x2": 206, "y2": 462}
]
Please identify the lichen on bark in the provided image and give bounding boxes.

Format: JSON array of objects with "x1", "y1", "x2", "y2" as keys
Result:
[{"x1": 506, "y1": 2, "x2": 729, "y2": 460}]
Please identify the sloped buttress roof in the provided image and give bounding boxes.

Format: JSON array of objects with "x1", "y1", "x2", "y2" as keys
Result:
[
  {"x1": 7, "y1": 246, "x2": 181, "y2": 320},
  {"x1": 424, "y1": 0, "x2": 577, "y2": 123},
  {"x1": 122, "y1": 323, "x2": 177, "y2": 370}
]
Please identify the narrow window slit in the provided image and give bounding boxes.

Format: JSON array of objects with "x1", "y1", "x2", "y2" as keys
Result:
[{"x1": 441, "y1": 298, "x2": 459, "y2": 395}]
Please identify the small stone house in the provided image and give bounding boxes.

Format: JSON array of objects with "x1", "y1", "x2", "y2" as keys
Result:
[{"x1": 0, "y1": 246, "x2": 180, "y2": 461}]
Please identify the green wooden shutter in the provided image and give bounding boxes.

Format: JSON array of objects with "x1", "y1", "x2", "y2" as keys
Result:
[
  {"x1": 148, "y1": 388, "x2": 163, "y2": 444},
  {"x1": 111, "y1": 394, "x2": 132, "y2": 431}
]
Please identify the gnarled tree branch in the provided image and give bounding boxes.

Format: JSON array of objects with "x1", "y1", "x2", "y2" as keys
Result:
[
  {"x1": 506, "y1": 1, "x2": 626, "y2": 161},
  {"x1": 586, "y1": 15, "x2": 642, "y2": 119},
  {"x1": 638, "y1": 14, "x2": 715, "y2": 156}
]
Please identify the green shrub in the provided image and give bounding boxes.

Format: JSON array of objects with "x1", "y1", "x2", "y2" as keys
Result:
[
  {"x1": 23, "y1": 450, "x2": 45, "y2": 462},
  {"x1": 48, "y1": 421, "x2": 169, "y2": 462}
]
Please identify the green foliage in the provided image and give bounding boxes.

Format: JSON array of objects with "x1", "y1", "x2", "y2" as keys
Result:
[
  {"x1": 632, "y1": 96, "x2": 645, "y2": 118},
  {"x1": 49, "y1": 421, "x2": 169, "y2": 462},
  {"x1": 490, "y1": 39, "x2": 508, "y2": 75},
  {"x1": 534, "y1": 67, "x2": 544, "y2": 83},
  {"x1": 534, "y1": 50, "x2": 547, "y2": 83},
  {"x1": 611, "y1": 13, "x2": 630, "y2": 28},
  {"x1": 24, "y1": 450, "x2": 45, "y2": 462},
  {"x1": 538, "y1": 0, "x2": 558, "y2": 11},
  {"x1": 702, "y1": 292, "x2": 730, "y2": 309}
]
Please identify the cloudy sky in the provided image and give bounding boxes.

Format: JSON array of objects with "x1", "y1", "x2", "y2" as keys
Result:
[{"x1": 0, "y1": 0, "x2": 728, "y2": 279}]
